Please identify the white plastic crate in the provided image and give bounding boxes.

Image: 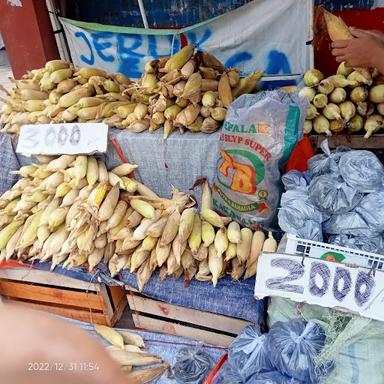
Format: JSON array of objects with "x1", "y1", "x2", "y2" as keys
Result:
[{"x1": 285, "y1": 233, "x2": 384, "y2": 270}]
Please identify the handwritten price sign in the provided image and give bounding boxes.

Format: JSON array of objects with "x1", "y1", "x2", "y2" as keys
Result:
[
  {"x1": 17, "y1": 123, "x2": 108, "y2": 155},
  {"x1": 255, "y1": 253, "x2": 384, "y2": 322}
]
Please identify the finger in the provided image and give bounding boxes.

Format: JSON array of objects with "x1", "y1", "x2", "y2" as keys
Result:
[
  {"x1": 331, "y1": 40, "x2": 349, "y2": 48},
  {"x1": 335, "y1": 55, "x2": 349, "y2": 63},
  {"x1": 331, "y1": 48, "x2": 347, "y2": 57},
  {"x1": 350, "y1": 27, "x2": 369, "y2": 38}
]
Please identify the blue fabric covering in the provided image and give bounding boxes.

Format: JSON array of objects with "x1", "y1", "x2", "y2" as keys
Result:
[
  {"x1": 64, "y1": 317, "x2": 226, "y2": 384},
  {"x1": 22, "y1": 260, "x2": 266, "y2": 326},
  {"x1": 119, "y1": 269, "x2": 266, "y2": 326}
]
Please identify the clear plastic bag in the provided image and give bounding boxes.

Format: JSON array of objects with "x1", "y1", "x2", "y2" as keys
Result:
[
  {"x1": 339, "y1": 150, "x2": 384, "y2": 193},
  {"x1": 246, "y1": 371, "x2": 303, "y2": 384},
  {"x1": 308, "y1": 175, "x2": 363, "y2": 215},
  {"x1": 355, "y1": 192, "x2": 384, "y2": 231},
  {"x1": 173, "y1": 347, "x2": 212, "y2": 384},
  {"x1": 281, "y1": 170, "x2": 308, "y2": 191},
  {"x1": 323, "y1": 212, "x2": 379, "y2": 237},
  {"x1": 228, "y1": 325, "x2": 273, "y2": 380},
  {"x1": 307, "y1": 140, "x2": 349, "y2": 178},
  {"x1": 267, "y1": 319, "x2": 328, "y2": 384}
]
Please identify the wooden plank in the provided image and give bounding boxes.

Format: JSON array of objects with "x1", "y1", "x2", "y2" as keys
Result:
[
  {"x1": 127, "y1": 294, "x2": 250, "y2": 334},
  {"x1": 99, "y1": 284, "x2": 114, "y2": 320},
  {"x1": 0, "y1": 280, "x2": 105, "y2": 310},
  {"x1": 0, "y1": 267, "x2": 98, "y2": 291},
  {"x1": 110, "y1": 295, "x2": 128, "y2": 327},
  {"x1": 310, "y1": 134, "x2": 384, "y2": 150},
  {"x1": 5, "y1": 299, "x2": 109, "y2": 325},
  {"x1": 110, "y1": 285, "x2": 126, "y2": 307},
  {"x1": 132, "y1": 314, "x2": 234, "y2": 347}
]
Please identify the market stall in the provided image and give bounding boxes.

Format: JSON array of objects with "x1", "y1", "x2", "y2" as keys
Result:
[{"x1": 1, "y1": 1, "x2": 384, "y2": 383}]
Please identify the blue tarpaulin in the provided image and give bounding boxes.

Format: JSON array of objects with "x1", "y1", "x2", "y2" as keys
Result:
[
  {"x1": 64, "y1": 317, "x2": 226, "y2": 384},
  {"x1": 19, "y1": 260, "x2": 266, "y2": 326}
]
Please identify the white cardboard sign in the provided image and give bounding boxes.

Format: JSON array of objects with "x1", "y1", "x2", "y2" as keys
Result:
[
  {"x1": 255, "y1": 253, "x2": 384, "y2": 322},
  {"x1": 16, "y1": 123, "x2": 108, "y2": 155}
]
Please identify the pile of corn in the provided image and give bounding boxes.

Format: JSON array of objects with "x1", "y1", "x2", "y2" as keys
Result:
[
  {"x1": 302, "y1": 9, "x2": 384, "y2": 138},
  {"x1": 95, "y1": 324, "x2": 169, "y2": 382},
  {"x1": 0, "y1": 155, "x2": 276, "y2": 290},
  {"x1": 302, "y1": 65, "x2": 384, "y2": 138},
  {"x1": 104, "y1": 44, "x2": 264, "y2": 137},
  {"x1": 0, "y1": 59, "x2": 132, "y2": 134}
]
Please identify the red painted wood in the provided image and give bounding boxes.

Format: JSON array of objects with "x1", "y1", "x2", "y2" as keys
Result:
[
  {"x1": 314, "y1": 7, "x2": 384, "y2": 76},
  {"x1": 0, "y1": 0, "x2": 59, "y2": 78}
]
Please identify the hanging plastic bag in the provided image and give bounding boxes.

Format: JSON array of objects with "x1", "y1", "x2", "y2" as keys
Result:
[
  {"x1": 228, "y1": 325, "x2": 274, "y2": 380},
  {"x1": 323, "y1": 212, "x2": 379, "y2": 237},
  {"x1": 267, "y1": 319, "x2": 329, "y2": 383},
  {"x1": 338, "y1": 150, "x2": 384, "y2": 193},
  {"x1": 355, "y1": 191, "x2": 384, "y2": 231},
  {"x1": 281, "y1": 170, "x2": 308, "y2": 191},
  {"x1": 246, "y1": 371, "x2": 304, "y2": 384},
  {"x1": 173, "y1": 347, "x2": 212, "y2": 384},
  {"x1": 308, "y1": 175, "x2": 363, "y2": 215},
  {"x1": 212, "y1": 90, "x2": 306, "y2": 230},
  {"x1": 307, "y1": 140, "x2": 349, "y2": 178}
]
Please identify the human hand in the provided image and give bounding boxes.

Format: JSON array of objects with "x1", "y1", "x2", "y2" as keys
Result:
[
  {"x1": 331, "y1": 28, "x2": 384, "y2": 69},
  {"x1": 0, "y1": 304, "x2": 132, "y2": 384}
]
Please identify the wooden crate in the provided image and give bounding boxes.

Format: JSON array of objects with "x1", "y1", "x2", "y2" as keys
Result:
[
  {"x1": 126, "y1": 286, "x2": 252, "y2": 347},
  {"x1": 310, "y1": 134, "x2": 384, "y2": 150},
  {"x1": 0, "y1": 267, "x2": 127, "y2": 326}
]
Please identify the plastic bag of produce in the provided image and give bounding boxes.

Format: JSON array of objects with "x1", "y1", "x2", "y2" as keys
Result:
[
  {"x1": 278, "y1": 190, "x2": 326, "y2": 241},
  {"x1": 307, "y1": 140, "x2": 349, "y2": 178},
  {"x1": 308, "y1": 175, "x2": 363, "y2": 215},
  {"x1": 355, "y1": 191, "x2": 384, "y2": 231},
  {"x1": 212, "y1": 90, "x2": 306, "y2": 229},
  {"x1": 267, "y1": 319, "x2": 328, "y2": 384},
  {"x1": 268, "y1": 298, "x2": 384, "y2": 384},
  {"x1": 323, "y1": 211, "x2": 379, "y2": 237},
  {"x1": 173, "y1": 347, "x2": 212, "y2": 384},
  {"x1": 212, "y1": 362, "x2": 244, "y2": 384},
  {"x1": 338, "y1": 150, "x2": 384, "y2": 193},
  {"x1": 228, "y1": 325, "x2": 273, "y2": 380},
  {"x1": 281, "y1": 170, "x2": 308, "y2": 191},
  {"x1": 328, "y1": 234, "x2": 384, "y2": 254},
  {"x1": 247, "y1": 371, "x2": 303, "y2": 384}
]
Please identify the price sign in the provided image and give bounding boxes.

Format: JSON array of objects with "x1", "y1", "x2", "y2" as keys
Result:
[
  {"x1": 255, "y1": 253, "x2": 384, "y2": 322},
  {"x1": 16, "y1": 123, "x2": 108, "y2": 155}
]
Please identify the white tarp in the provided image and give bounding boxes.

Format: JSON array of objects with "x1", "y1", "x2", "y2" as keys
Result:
[{"x1": 61, "y1": 0, "x2": 313, "y2": 79}]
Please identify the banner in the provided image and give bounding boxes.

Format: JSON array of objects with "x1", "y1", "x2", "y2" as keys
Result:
[
  {"x1": 61, "y1": 0, "x2": 313, "y2": 79},
  {"x1": 255, "y1": 253, "x2": 384, "y2": 322}
]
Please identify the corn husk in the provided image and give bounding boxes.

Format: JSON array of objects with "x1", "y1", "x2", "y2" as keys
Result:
[
  {"x1": 208, "y1": 244, "x2": 223, "y2": 287},
  {"x1": 98, "y1": 184, "x2": 120, "y2": 222},
  {"x1": 164, "y1": 44, "x2": 195, "y2": 73},
  {"x1": 94, "y1": 324, "x2": 124, "y2": 349},
  {"x1": 232, "y1": 71, "x2": 264, "y2": 98},
  {"x1": 218, "y1": 72, "x2": 232, "y2": 108},
  {"x1": 188, "y1": 213, "x2": 202, "y2": 253},
  {"x1": 160, "y1": 209, "x2": 181, "y2": 246},
  {"x1": 130, "y1": 199, "x2": 155, "y2": 219},
  {"x1": 156, "y1": 240, "x2": 171, "y2": 267},
  {"x1": 201, "y1": 208, "x2": 231, "y2": 228},
  {"x1": 237, "y1": 228, "x2": 253, "y2": 264}
]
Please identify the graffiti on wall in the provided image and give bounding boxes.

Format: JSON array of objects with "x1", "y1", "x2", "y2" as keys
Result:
[
  {"x1": 62, "y1": 0, "x2": 311, "y2": 79},
  {"x1": 72, "y1": 28, "x2": 291, "y2": 78}
]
